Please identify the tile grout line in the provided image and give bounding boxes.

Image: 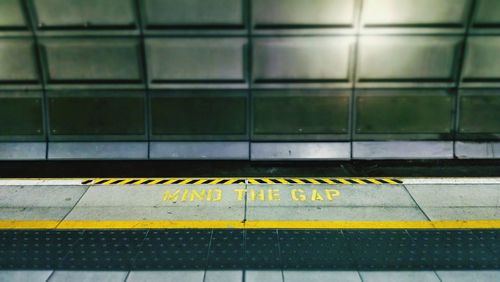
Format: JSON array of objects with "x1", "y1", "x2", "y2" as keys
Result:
[
  {"x1": 402, "y1": 184, "x2": 432, "y2": 221},
  {"x1": 44, "y1": 270, "x2": 56, "y2": 282},
  {"x1": 275, "y1": 230, "x2": 285, "y2": 282},
  {"x1": 128, "y1": 229, "x2": 150, "y2": 275},
  {"x1": 123, "y1": 270, "x2": 132, "y2": 282},
  {"x1": 434, "y1": 270, "x2": 444, "y2": 282},
  {"x1": 242, "y1": 182, "x2": 248, "y2": 282},
  {"x1": 54, "y1": 185, "x2": 92, "y2": 229},
  {"x1": 243, "y1": 181, "x2": 248, "y2": 224},
  {"x1": 357, "y1": 271, "x2": 364, "y2": 282},
  {"x1": 202, "y1": 229, "x2": 214, "y2": 282}
]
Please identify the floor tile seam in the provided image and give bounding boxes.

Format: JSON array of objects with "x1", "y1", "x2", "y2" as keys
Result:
[
  {"x1": 337, "y1": 229, "x2": 359, "y2": 270},
  {"x1": 44, "y1": 270, "x2": 56, "y2": 282},
  {"x1": 65, "y1": 205, "x2": 244, "y2": 208},
  {"x1": 54, "y1": 185, "x2": 92, "y2": 229},
  {"x1": 416, "y1": 206, "x2": 500, "y2": 208},
  {"x1": 274, "y1": 229, "x2": 286, "y2": 282},
  {"x1": 0, "y1": 206, "x2": 79, "y2": 209},
  {"x1": 49, "y1": 186, "x2": 92, "y2": 267},
  {"x1": 247, "y1": 205, "x2": 423, "y2": 208},
  {"x1": 243, "y1": 183, "x2": 248, "y2": 223},
  {"x1": 402, "y1": 184, "x2": 432, "y2": 221},
  {"x1": 434, "y1": 270, "x2": 444, "y2": 282},
  {"x1": 123, "y1": 270, "x2": 131, "y2": 282},
  {"x1": 202, "y1": 230, "x2": 214, "y2": 282},
  {"x1": 128, "y1": 230, "x2": 150, "y2": 273}
]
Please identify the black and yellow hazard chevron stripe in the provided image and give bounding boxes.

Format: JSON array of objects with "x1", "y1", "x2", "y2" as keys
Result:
[
  {"x1": 82, "y1": 178, "x2": 246, "y2": 185},
  {"x1": 246, "y1": 178, "x2": 402, "y2": 185},
  {"x1": 82, "y1": 178, "x2": 402, "y2": 185}
]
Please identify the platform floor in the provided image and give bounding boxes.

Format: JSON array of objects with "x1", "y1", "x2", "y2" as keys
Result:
[
  {"x1": 0, "y1": 178, "x2": 499, "y2": 281},
  {"x1": 0, "y1": 178, "x2": 499, "y2": 227},
  {"x1": 0, "y1": 270, "x2": 499, "y2": 282}
]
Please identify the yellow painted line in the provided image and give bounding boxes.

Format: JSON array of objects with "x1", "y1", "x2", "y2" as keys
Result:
[
  {"x1": 178, "y1": 179, "x2": 192, "y2": 185},
  {"x1": 0, "y1": 220, "x2": 60, "y2": 229},
  {"x1": 149, "y1": 179, "x2": 164, "y2": 185},
  {"x1": 292, "y1": 178, "x2": 305, "y2": 184},
  {"x1": 352, "y1": 179, "x2": 366, "y2": 184},
  {"x1": 248, "y1": 179, "x2": 260, "y2": 184},
  {"x1": 321, "y1": 178, "x2": 336, "y2": 185},
  {"x1": 262, "y1": 178, "x2": 275, "y2": 184},
  {"x1": 57, "y1": 220, "x2": 245, "y2": 229},
  {"x1": 338, "y1": 179, "x2": 352, "y2": 184},
  {"x1": 164, "y1": 179, "x2": 179, "y2": 185},
  {"x1": 194, "y1": 179, "x2": 207, "y2": 185},
  {"x1": 209, "y1": 179, "x2": 222, "y2": 185},
  {"x1": 368, "y1": 178, "x2": 383, "y2": 184},
  {"x1": 74, "y1": 177, "x2": 404, "y2": 185},
  {"x1": 382, "y1": 178, "x2": 398, "y2": 185},
  {"x1": 243, "y1": 220, "x2": 500, "y2": 229},
  {"x1": 225, "y1": 179, "x2": 238, "y2": 185},
  {"x1": 308, "y1": 179, "x2": 321, "y2": 184},
  {"x1": 277, "y1": 178, "x2": 289, "y2": 184},
  {"x1": 133, "y1": 179, "x2": 149, "y2": 185},
  {"x1": 0, "y1": 220, "x2": 499, "y2": 230}
]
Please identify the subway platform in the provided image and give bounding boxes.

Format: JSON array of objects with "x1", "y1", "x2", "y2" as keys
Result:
[{"x1": 0, "y1": 176, "x2": 499, "y2": 282}]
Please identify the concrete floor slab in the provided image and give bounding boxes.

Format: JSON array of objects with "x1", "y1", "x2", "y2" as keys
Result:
[
  {"x1": 0, "y1": 271, "x2": 53, "y2": 282},
  {"x1": 0, "y1": 207, "x2": 71, "y2": 220},
  {"x1": 405, "y1": 184, "x2": 500, "y2": 207},
  {"x1": 80, "y1": 185, "x2": 245, "y2": 207},
  {"x1": 64, "y1": 206, "x2": 244, "y2": 221},
  {"x1": 436, "y1": 271, "x2": 500, "y2": 282},
  {"x1": 420, "y1": 207, "x2": 500, "y2": 221},
  {"x1": 204, "y1": 271, "x2": 242, "y2": 282},
  {"x1": 65, "y1": 184, "x2": 245, "y2": 221},
  {"x1": 126, "y1": 271, "x2": 204, "y2": 282},
  {"x1": 48, "y1": 271, "x2": 128, "y2": 282},
  {"x1": 246, "y1": 207, "x2": 428, "y2": 221},
  {"x1": 284, "y1": 271, "x2": 361, "y2": 282},
  {"x1": 245, "y1": 271, "x2": 283, "y2": 282},
  {"x1": 0, "y1": 186, "x2": 88, "y2": 207},
  {"x1": 245, "y1": 184, "x2": 415, "y2": 207},
  {"x1": 359, "y1": 271, "x2": 440, "y2": 282}
]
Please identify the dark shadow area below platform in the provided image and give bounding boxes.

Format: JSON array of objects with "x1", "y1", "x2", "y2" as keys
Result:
[{"x1": 0, "y1": 160, "x2": 500, "y2": 178}]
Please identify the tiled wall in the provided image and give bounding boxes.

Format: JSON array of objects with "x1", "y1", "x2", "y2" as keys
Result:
[{"x1": 0, "y1": 0, "x2": 499, "y2": 160}]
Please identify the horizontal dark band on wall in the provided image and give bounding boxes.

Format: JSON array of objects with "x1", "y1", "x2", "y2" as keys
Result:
[
  {"x1": 151, "y1": 79, "x2": 246, "y2": 84},
  {"x1": 38, "y1": 24, "x2": 137, "y2": 31},
  {"x1": 0, "y1": 80, "x2": 40, "y2": 84},
  {"x1": 146, "y1": 24, "x2": 245, "y2": 30},
  {"x1": 47, "y1": 79, "x2": 143, "y2": 84},
  {"x1": 364, "y1": 23, "x2": 464, "y2": 28},
  {"x1": 358, "y1": 78, "x2": 455, "y2": 83},
  {"x1": 254, "y1": 79, "x2": 349, "y2": 83},
  {"x1": 254, "y1": 24, "x2": 353, "y2": 29}
]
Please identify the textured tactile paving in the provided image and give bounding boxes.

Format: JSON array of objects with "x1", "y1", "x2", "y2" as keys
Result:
[
  {"x1": 0, "y1": 230, "x2": 82, "y2": 269},
  {"x1": 245, "y1": 230, "x2": 282, "y2": 269},
  {"x1": 407, "y1": 230, "x2": 499, "y2": 270},
  {"x1": 207, "y1": 230, "x2": 245, "y2": 269},
  {"x1": 60, "y1": 230, "x2": 147, "y2": 270},
  {"x1": 0, "y1": 229, "x2": 498, "y2": 270},
  {"x1": 345, "y1": 230, "x2": 417, "y2": 270},
  {"x1": 279, "y1": 230, "x2": 352, "y2": 270},
  {"x1": 132, "y1": 230, "x2": 211, "y2": 270}
]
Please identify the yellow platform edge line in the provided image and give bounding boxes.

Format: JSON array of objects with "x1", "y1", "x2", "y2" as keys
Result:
[{"x1": 0, "y1": 220, "x2": 499, "y2": 230}]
